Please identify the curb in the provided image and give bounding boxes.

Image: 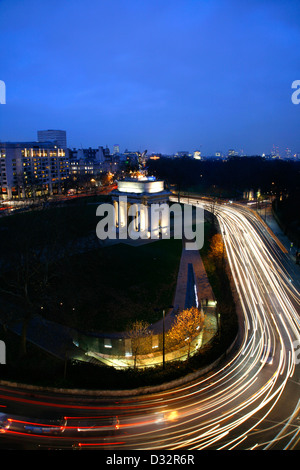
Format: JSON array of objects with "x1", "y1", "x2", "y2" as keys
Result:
[{"x1": 0, "y1": 333, "x2": 239, "y2": 398}]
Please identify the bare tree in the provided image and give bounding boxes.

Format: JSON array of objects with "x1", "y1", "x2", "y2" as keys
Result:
[
  {"x1": 0, "y1": 208, "x2": 63, "y2": 356},
  {"x1": 126, "y1": 320, "x2": 152, "y2": 369}
]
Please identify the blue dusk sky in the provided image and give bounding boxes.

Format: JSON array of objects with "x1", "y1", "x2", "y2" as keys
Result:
[{"x1": 0, "y1": 0, "x2": 300, "y2": 155}]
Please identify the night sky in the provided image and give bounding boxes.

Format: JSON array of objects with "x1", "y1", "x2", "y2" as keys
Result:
[{"x1": 1, "y1": 0, "x2": 300, "y2": 156}]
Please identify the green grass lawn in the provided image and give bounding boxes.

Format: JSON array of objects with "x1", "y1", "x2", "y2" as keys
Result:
[
  {"x1": 0, "y1": 206, "x2": 239, "y2": 390},
  {"x1": 45, "y1": 238, "x2": 182, "y2": 333},
  {"x1": 0, "y1": 194, "x2": 109, "y2": 248},
  {"x1": 0, "y1": 196, "x2": 182, "y2": 334}
]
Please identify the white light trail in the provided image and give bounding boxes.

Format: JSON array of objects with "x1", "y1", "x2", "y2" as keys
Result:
[{"x1": 123, "y1": 198, "x2": 300, "y2": 450}]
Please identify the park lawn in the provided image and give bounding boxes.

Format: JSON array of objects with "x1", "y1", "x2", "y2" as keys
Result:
[
  {"x1": 0, "y1": 194, "x2": 109, "y2": 248},
  {"x1": 0, "y1": 196, "x2": 182, "y2": 334},
  {"x1": 45, "y1": 237, "x2": 183, "y2": 333}
]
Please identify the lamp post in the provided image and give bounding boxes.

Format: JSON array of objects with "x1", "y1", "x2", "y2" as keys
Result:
[{"x1": 162, "y1": 305, "x2": 173, "y2": 370}]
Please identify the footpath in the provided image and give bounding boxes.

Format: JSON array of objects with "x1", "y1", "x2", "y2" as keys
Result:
[
  {"x1": 86, "y1": 238, "x2": 218, "y2": 368},
  {"x1": 152, "y1": 238, "x2": 216, "y2": 332},
  {"x1": 256, "y1": 204, "x2": 300, "y2": 291}
]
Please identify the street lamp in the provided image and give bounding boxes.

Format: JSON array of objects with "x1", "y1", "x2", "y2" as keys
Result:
[{"x1": 162, "y1": 305, "x2": 173, "y2": 369}]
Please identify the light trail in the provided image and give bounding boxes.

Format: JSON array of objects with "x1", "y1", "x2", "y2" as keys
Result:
[{"x1": 119, "y1": 198, "x2": 300, "y2": 450}]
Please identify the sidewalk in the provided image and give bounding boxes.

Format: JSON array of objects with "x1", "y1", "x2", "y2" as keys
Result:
[
  {"x1": 150, "y1": 237, "x2": 216, "y2": 333},
  {"x1": 257, "y1": 205, "x2": 294, "y2": 253},
  {"x1": 173, "y1": 240, "x2": 215, "y2": 311}
]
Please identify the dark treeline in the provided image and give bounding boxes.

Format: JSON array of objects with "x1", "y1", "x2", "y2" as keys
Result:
[{"x1": 147, "y1": 156, "x2": 300, "y2": 200}]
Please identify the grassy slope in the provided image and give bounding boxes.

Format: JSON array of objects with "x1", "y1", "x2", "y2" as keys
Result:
[{"x1": 46, "y1": 238, "x2": 182, "y2": 333}]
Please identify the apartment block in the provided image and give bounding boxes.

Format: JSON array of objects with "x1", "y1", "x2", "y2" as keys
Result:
[{"x1": 0, "y1": 141, "x2": 70, "y2": 199}]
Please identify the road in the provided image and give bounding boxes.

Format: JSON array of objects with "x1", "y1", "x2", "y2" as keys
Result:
[{"x1": 0, "y1": 199, "x2": 299, "y2": 450}]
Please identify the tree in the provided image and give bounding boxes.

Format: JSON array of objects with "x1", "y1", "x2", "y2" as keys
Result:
[
  {"x1": 166, "y1": 307, "x2": 205, "y2": 358},
  {"x1": 0, "y1": 208, "x2": 64, "y2": 356},
  {"x1": 126, "y1": 320, "x2": 152, "y2": 369}
]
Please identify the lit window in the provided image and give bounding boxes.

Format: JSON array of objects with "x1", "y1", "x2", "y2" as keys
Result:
[{"x1": 104, "y1": 338, "x2": 112, "y2": 349}]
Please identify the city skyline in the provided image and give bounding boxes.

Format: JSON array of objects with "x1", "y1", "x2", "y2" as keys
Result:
[
  {"x1": 0, "y1": 0, "x2": 299, "y2": 452},
  {"x1": 1, "y1": 0, "x2": 300, "y2": 155},
  {"x1": 2, "y1": 131, "x2": 299, "y2": 159}
]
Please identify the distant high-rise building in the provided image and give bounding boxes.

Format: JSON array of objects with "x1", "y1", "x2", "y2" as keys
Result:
[
  {"x1": 285, "y1": 147, "x2": 292, "y2": 159},
  {"x1": 193, "y1": 150, "x2": 201, "y2": 160},
  {"x1": 37, "y1": 129, "x2": 67, "y2": 149},
  {"x1": 113, "y1": 144, "x2": 120, "y2": 155},
  {"x1": 271, "y1": 145, "x2": 280, "y2": 159}
]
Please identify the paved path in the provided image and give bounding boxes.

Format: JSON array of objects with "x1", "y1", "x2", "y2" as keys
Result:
[
  {"x1": 256, "y1": 204, "x2": 300, "y2": 290},
  {"x1": 151, "y1": 238, "x2": 216, "y2": 334},
  {"x1": 99, "y1": 240, "x2": 218, "y2": 368},
  {"x1": 258, "y1": 205, "x2": 298, "y2": 255}
]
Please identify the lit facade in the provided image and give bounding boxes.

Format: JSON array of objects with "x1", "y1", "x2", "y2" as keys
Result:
[
  {"x1": 69, "y1": 158, "x2": 102, "y2": 177},
  {"x1": 113, "y1": 144, "x2": 120, "y2": 154},
  {"x1": 111, "y1": 177, "x2": 171, "y2": 239},
  {"x1": 0, "y1": 142, "x2": 70, "y2": 199},
  {"x1": 37, "y1": 129, "x2": 67, "y2": 149}
]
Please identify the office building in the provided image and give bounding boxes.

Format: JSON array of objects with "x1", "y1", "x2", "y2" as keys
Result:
[
  {"x1": 113, "y1": 144, "x2": 120, "y2": 155},
  {"x1": 0, "y1": 141, "x2": 69, "y2": 199},
  {"x1": 37, "y1": 129, "x2": 67, "y2": 149}
]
